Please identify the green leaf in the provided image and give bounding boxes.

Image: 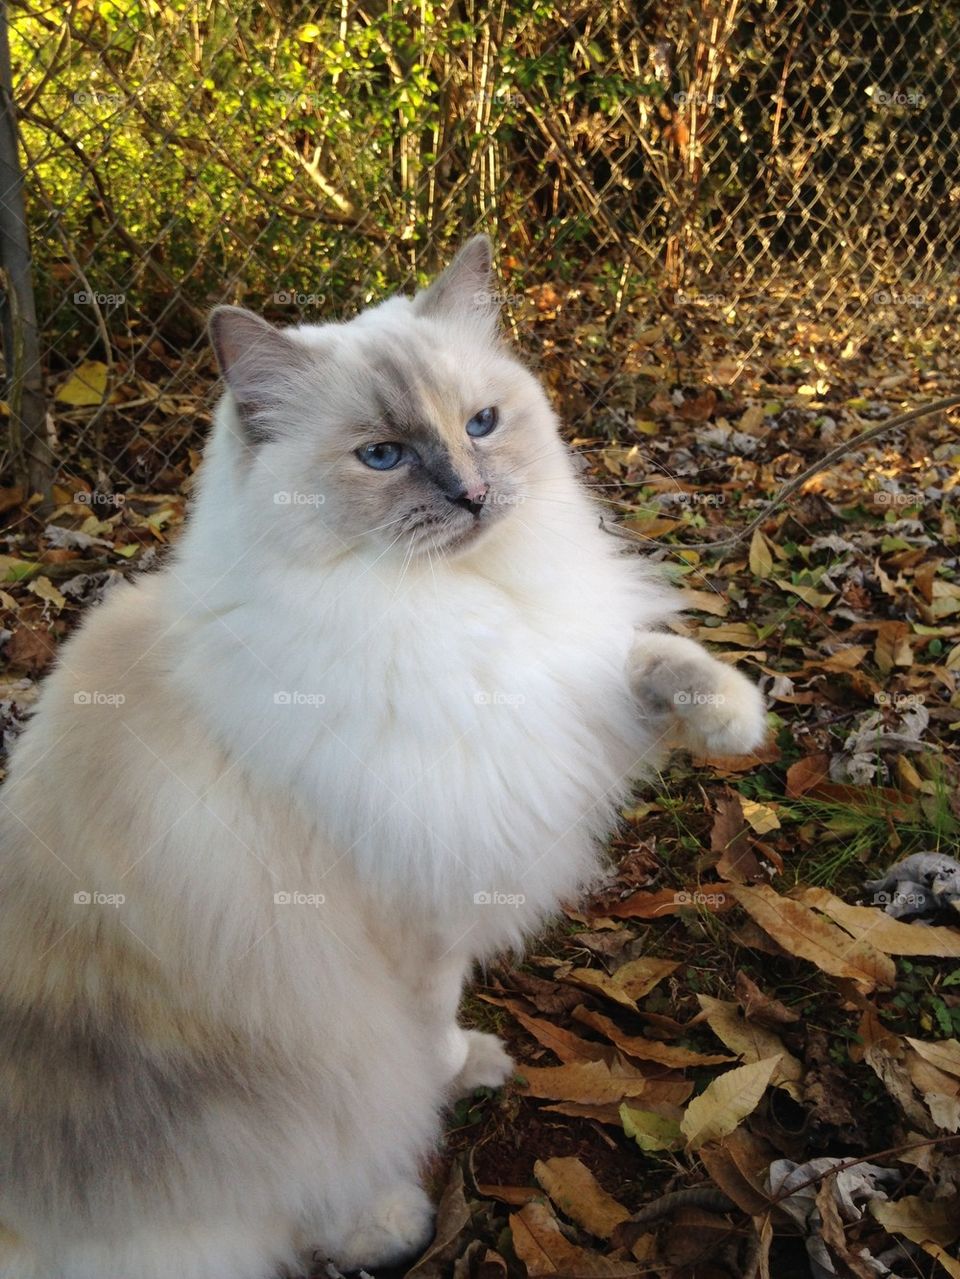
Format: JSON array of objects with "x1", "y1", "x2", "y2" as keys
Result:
[
  {"x1": 620, "y1": 1104, "x2": 682, "y2": 1151},
  {"x1": 0, "y1": 555, "x2": 40, "y2": 583}
]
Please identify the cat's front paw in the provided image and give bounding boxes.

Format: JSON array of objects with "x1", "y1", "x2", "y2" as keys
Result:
[
  {"x1": 451, "y1": 1029, "x2": 514, "y2": 1096},
  {"x1": 629, "y1": 633, "x2": 767, "y2": 757},
  {"x1": 679, "y1": 662, "x2": 767, "y2": 756},
  {"x1": 330, "y1": 1181, "x2": 436, "y2": 1272}
]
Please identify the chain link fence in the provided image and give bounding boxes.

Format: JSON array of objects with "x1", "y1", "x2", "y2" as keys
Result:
[{"x1": 3, "y1": 0, "x2": 959, "y2": 501}]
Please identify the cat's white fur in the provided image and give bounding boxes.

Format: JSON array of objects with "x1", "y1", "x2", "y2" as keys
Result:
[{"x1": 0, "y1": 238, "x2": 765, "y2": 1278}]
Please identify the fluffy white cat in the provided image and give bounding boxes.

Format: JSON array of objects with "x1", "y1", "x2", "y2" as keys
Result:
[{"x1": 0, "y1": 237, "x2": 765, "y2": 1279}]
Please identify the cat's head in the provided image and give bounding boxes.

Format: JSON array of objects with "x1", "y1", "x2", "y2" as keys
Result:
[{"x1": 207, "y1": 236, "x2": 564, "y2": 561}]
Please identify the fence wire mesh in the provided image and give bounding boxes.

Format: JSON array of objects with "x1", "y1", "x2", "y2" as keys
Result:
[{"x1": 4, "y1": 0, "x2": 960, "y2": 499}]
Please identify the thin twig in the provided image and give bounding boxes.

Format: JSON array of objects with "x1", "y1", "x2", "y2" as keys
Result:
[{"x1": 602, "y1": 394, "x2": 960, "y2": 554}]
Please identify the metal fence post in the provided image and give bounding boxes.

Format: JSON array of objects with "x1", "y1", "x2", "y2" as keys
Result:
[{"x1": 0, "y1": 4, "x2": 51, "y2": 505}]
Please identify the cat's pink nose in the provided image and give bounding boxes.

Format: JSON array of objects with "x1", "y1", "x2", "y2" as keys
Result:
[{"x1": 447, "y1": 485, "x2": 488, "y2": 517}]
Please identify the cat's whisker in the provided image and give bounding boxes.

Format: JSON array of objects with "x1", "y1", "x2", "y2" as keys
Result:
[
  {"x1": 510, "y1": 491, "x2": 628, "y2": 510},
  {"x1": 349, "y1": 513, "x2": 412, "y2": 542},
  {"x1": 393, "y1": 534, "x2": 419, "y2": 598}
]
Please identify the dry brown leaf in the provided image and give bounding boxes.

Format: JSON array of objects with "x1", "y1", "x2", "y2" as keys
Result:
[
  {"x1": 678, "y1": 388, "x2": 717, "y2": 422},
  {"x1": 739, "y1": 404, "x2": 766, "y2": 433},
  {"x1": 696, "y1": 995, "x2": 803, "y2": 1097},
  {"x1": 596, "y1": 885, "x2": 736, "y2": 919},
  {"x1": 573, "y1": 1004, "x2": 734, "y2": 1068},
  {"x1": 475, "y1": 1247, "x2": 509, "y2": 1279},
  {"x1": 710, "y1": 790, "x2": 762, "y2": 884},
  {"x1": 534, "y1": 1157, "x2": 629, "y2": 1239},
  {"x1": 5, "y1": 623, "x2": 56, "y2": 674},
  {"x1": 562, "y1": 958, "x2": 678, "y2": 1010},
  {"x1": 692, "y1": 738, "x2": 782, "y2": 771},
  {"x1": 678, "y1": 588, "x2": 729, "y2": 617},
  {"x1": 28, "y1": 576, "x2": 66, "y2": 610},
  {"x1": 680, "y1": 1055, "x2": 782, "y2": 1150},
  {"x1": 749, "y1": 528, "x2": 774, "y2": 578},
  {"x1": 699, "y1": 1130, "x2": 774, "y2": 1215},
  {"x1": 518, "y1": 1059, "x2": 652, "y2": 1105},
  {"x1": 921, "y1": 1243, "x2": 960, "y2": 1276},
  {"x1": 694, "y1": 622, "x2": 759, "y2": 647},
  {"x1": 406, "y1": 1161, "x2": 471, "y2": 1279},
  {"x1": 859, "y1": 1015, "x2": 934, "y2": 1132},
  {"x1": 475, "y1": 1184, "x2": 540, "y2": 1206},
  {"x1": 510, "y1": 1200, "x2": 642, "y2": 1277},
  {"x1": 660, "y1": 1207, "x2": 736, "y2": 1266},
  {"x1": 755, "y1": 1212, "x2": 774, "y2": 1279},
  {"x1": 734, "y1": 971, "x2": 800, "y2": 1027},
  {"x1": 494, "y1": 998, "x2": 608, "y2": 1063},
  {"x1": 906, "y1": 1038, "x2": 960, "y2": 1081},
  {"x1": 875, "y1": 621, "x2": 914, "y2": 672},
  {"x1": 821, "y1": 645, "x2": 871, "y2": 672},
  {"x1": 906, "y1": 1051, "x2": 960, "y2": 1132},
  {"x1": 738, "y1": 795, "x2": 781, "y2": 835},
  {"x1": 870, "y1": 1193, "x2": 960, "y2": 1246},
  {"x1": 816, "y1": 1179, "x2": 876, "y2": 1279},
  {"x1": 505, "y1": 971, "x2": 584, "y2": 1015},
  {"x1": 542, "y1": 1101, "x2": 631, "y2": 1125},
  {"x1": 799, "y1": 888, "x2": 960, "y2": 958},
  {"x1": 731, "y1": 884, "x2": 895, "y2": 991}
]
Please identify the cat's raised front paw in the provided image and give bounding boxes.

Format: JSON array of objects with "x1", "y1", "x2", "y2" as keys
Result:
[{"x1": 630, "y1": 633, "x2": 767, "y2": 757}]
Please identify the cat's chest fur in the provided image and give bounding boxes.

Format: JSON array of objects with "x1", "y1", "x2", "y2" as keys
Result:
[{"x1": 172, "y1": 530, "x2": 669, "y2": 938}]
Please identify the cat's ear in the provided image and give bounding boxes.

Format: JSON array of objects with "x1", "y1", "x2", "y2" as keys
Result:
[
  {"x1": 412, "y1": 234, "x2": 498, "y2": 323},
  {"x1": 208, "y1": 305, "x2": 314, "y2": 443}
]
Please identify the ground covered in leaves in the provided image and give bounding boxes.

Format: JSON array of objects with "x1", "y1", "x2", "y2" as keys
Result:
[{"x1": 1, "y1": 279, "x2": 959, "y2": 1277}]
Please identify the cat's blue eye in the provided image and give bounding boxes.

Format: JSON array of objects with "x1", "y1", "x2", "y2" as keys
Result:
[
  {"x1": 466, "y1": 406, "x2": 498, "y2": 438},
  {"x1": 357, "y1": 442, "x2": 405, "y2": 470}
]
